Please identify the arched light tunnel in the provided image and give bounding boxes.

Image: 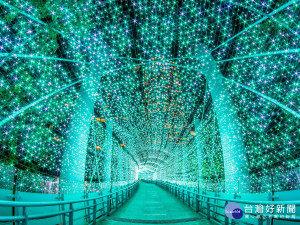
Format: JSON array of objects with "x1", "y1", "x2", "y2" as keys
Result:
[{"x1": 0, "y1": 0, "x2": 299, "y2": 225}]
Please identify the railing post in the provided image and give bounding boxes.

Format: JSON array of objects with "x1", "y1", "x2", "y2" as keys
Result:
[
  {"x1": 121, "y1": 189, "x2": 124, "y2": 204},
  {"x1": 107, "y1": 194, "x2": 111, "y2": 216},
  {"x1": 181, "y1": 189, "x2": 183, "y2": 201},
  {"x1": 188, "y1": 190, "x2": 191, "y2": 207},
  {"x1": 207, "y1": 198, "x2": 210, "y2": 220},
  {"x1": 93, "y1": 199, "x2": 97, "y2": 225},
  {"x1": 69, "y1": 203, "x2": 74, "y2": 225},
  {"x1": 225, "y1": 201, "x2": 229, "y2": 225},
  {"x1": 101, "y1": 195, "x2": 105, "y2": 214},
  {"x1": 116, "y1": 192, "x2": 119, "y2": 209},
  {"x1": 61, "y1": 196, "x2": 66, "y2": 225},
  {"x1": 22, "y1": 206, "x2": 28, "y2": 225},
  {"x1": 196, "y1": 194, "x2": 200, "y2": 212},
  {"x1": 86, "y1": 193, "x2": 91, "y2": 223}
]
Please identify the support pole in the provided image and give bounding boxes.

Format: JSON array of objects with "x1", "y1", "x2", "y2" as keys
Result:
[
  {"x1": 60, "y1": 73, "x2": 100, "y2": 193},
  {"x1": 124, "y1": 155, "x2": 129, "y2": 184},
  {"x1": 197, "y1": 45, "x2": 250, "y2": 193},
  {"x1": 195, "y1": 119, "x2": 204, "y2": 190},
  {"x1": 182, "y1": 147, "x2": 187, "y2": 184},
  {"x1": 174, "y1": 147, "x2": 179, "y2": 184},
  {"x1": 118, "y1": 147, "x2": 124, "y2": 182},
  {"x1": 103, "y1": 119, "x2": 113, "y2": 183}
]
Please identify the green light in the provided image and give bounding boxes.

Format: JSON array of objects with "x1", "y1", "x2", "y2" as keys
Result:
[{"x1": 0, "y1": 0, "x2": 299, "y2": 193}]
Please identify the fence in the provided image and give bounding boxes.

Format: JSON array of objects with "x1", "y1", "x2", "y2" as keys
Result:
[
  {"x1": 154, "y1": 180, "x2": 300, "y2": 225},
  {"x1": 0, "y1": 182, "x2": 139, "y2": 225}
]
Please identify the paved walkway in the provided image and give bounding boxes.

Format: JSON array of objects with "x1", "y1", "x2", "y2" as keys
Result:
[{"x1": 98, "y1": 182, "x2": 213, "y2": 225}]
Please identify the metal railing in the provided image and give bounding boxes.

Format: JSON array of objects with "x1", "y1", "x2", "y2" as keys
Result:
[
  {"x1": 153, "y1": 180, "x2": 300, "y2": 225},
  {"x1": 0, "y1": 181, "x2": 139, "y2": 225}
]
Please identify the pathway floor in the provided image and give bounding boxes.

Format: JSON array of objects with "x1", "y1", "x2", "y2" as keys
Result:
[{"x1": 97, "y1": 182, "x2": 214, "y2": 225}]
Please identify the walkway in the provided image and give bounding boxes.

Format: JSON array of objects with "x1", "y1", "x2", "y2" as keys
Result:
[{"x1": 98, "y1": 182, "x2": 213, "y2": 225}]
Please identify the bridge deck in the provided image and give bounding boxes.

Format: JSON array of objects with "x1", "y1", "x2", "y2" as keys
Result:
[{"x1": 98, "y1": 182, "x2": 214, "y2": 225}]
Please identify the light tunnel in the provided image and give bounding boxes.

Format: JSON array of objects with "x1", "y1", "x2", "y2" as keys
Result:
[{"x1": 0, "y1": 0, "x2": 299, "y2": 224}]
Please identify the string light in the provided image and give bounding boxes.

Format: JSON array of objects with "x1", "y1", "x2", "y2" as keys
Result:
[{"x1": 0, "y1": 0, "x2": 299, "y2": 193}]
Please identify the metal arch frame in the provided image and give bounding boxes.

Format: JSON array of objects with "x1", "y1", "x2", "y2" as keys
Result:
[
  {"x1": 0, "y1": 57, "x2": 199, "y2": 128},
  {"x1": 1, "y1": 0, "x2": 297, "y2": 64},
  {"x1": 139, "y1": 162, "x2": 164, "y2": 175},
  {"x1": 129, "y1": 59, "x2": 300, "y2": 120},
  {"x1": 228, "y1": 1, "x2": 300, "y2": 39},
  {"x1": 1, "y1": 52, "x2": 297, "y2": 193},
  {"x1": 0, "y1": 56, "x2": 174, "y2": 127},
  {"x1": 0, "y1": 0, "x2": 297, "y2": 209},
  {"x1": 216, "y1": 48, "x2": 300, "y2": 63},
  {"x1": 0, "y1": 79, "x2": 82, "y2": 127},
  {"x1": 211, "y1": 0, "x2": 297, "y2": 52},
  {"x1": 0, "y1": 53, "x2": 93, "y2": 64},
  {"x1": 140, "y1": 157, "x2": 169, "y2": 167},
  {"x1": 138, "y1": 169, "x2": 156, "y2": 175},
  {"x1": 0, "y1": 0, "x2": 297, "y2": 103},
  {"x1": 140, "y1": 161, "x2": 163, "y2": 168},
  {"x1": 138, "y1": 164, "x2": 158, "y2": 173},
  {"x1": 222, "y1": 77, "x2": 300, "y2": 119},
  {"x1": 0, "y1": 50, "x2": 298, "y2": 151},
  {"x1": 1, "y1": 0, "x2": 297, "y2": 103},
  {"x1": 109, "y1": 58, "x2": 300, "y2": 120},
  {"x1": 1, "y1": 0, "x2": 299, "y2": 194}
]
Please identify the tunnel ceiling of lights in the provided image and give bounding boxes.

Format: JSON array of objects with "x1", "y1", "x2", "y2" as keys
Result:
[{"x1": 0, "y1": 0, "x2": 299, "y2": 192}]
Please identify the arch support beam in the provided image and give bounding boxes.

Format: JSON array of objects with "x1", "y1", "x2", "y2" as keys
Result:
[
  {"x1": 198, "y1": 45, "x2": 250, "y2": 193},
  {"x1": 195, "y1": 119, "x2": 205, "y2": 190},
  {"x1": 124, "y1": 155, "x2": 129, "y2": 183},
  {"x1": 118, "y1": 147, "x2": 124, "y2": 182},
  {"x1": 103, "y1": 119, "x2": 114, "y2": 183},
  {"x1": 182, "y1": 147, "x2": 188, "y2": 183}
]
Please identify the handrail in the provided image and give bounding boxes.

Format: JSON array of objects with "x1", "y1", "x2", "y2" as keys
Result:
[
  {"x1": 0, "y1": 181, "x2": 139, "y2": 225},
  {"x1": 152, "y1": 180, "x2": 300, "y2": 225},
  {"x1": 0, "y1": 182, "x2": 137, "y2": 207},
  {"x1": 160, "y1": 182, "x2": 300, "y2": 205}
]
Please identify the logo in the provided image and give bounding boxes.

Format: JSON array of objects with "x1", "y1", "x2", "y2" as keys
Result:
[{"x1": 225, "y1": 202, "x2": 243, "y2": 219}]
